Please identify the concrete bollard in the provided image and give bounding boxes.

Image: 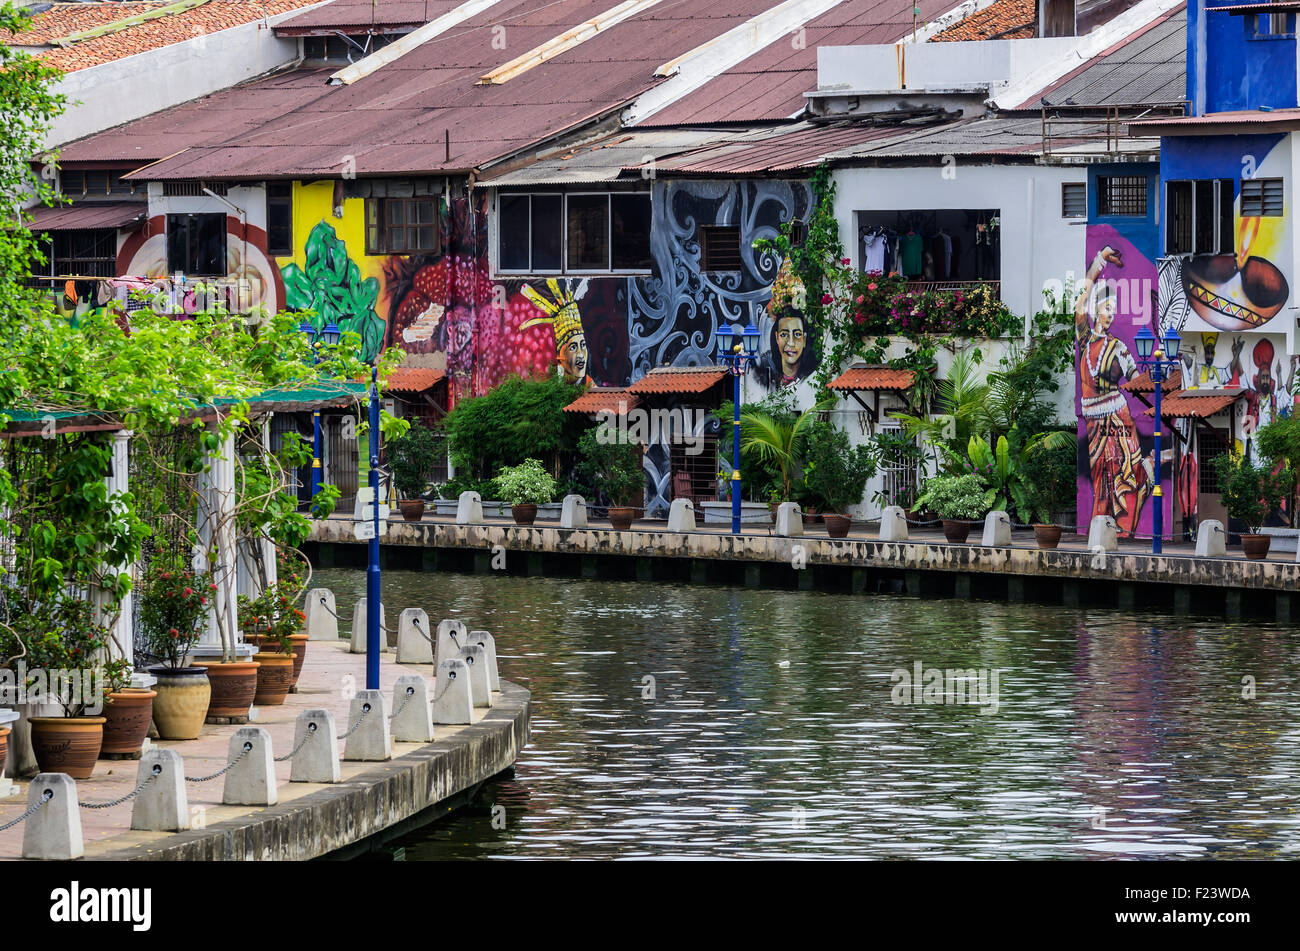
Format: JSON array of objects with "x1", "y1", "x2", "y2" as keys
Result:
[
  {"x1": 395, "y1": 608, "x2": 434, "y2": 664},
  {"x1": 561, "y1": 494, "x2": 588, "y2": 529},
  {"x1": 468, "y1": 630, "x2": 500, "y2": 691},
  {"x1": 879, "y1": 505, "x2": 908, "y2": 542},
  {"x1": 305, "y1": 588, "x2": 338, "y2": 641},
  {"x1": 775, "y1": 502, "x2": 803, "y2": 537},
  {"x1": 391, "y1": 675, "x2": 434, "y2": 743},
  {"x1": 667, "y1": 497, "x2": 696, "y2": 532},
  {"x1": 1088, "y1": 515, "x2": 1119, "y2": 552},
  {"x1": 456, "y1": 491, "x2": 483, "y2": 525},
  {"x1": 130, "y1": 748, "x2": 188, "y2": 832},
  {"x1": 435, "y1": 618, "x2": 467, "y2": 669},
  {"x1": 342, "y1": 689, "x2": 391, "y2": 762},
  {"x1": 289, "y1": 709, "x2": 340, "y2": 784},
  {"x1": 21, "y1": 773, "x2": 83, "y2": 861},
  {"x1": 223, "y1": 727, "x2": 276, "y2": 806},
  {"x1": 431, "y1": 659, "x2": 474, "y2": 725},
  {"x1": 458, "y1": 644, "x2": 493, "y2": 708},
  {"x1": 982, "y1": 510, "x2": 1011, "y2": 547},
  {"x1": 349, "y1": 598, "x2": 387, "y2": 654},
  {"x1": 1196, "y1": 519, "x2": 1226, "y2": 557}
]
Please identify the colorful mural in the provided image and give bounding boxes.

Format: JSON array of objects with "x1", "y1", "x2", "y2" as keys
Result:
[
  {"x1": 282, "y1": 221, "x2": 383, "y2": 360},
  {"x1": 1075, "y1": 232, "x2": 1163, "y2": 538}
]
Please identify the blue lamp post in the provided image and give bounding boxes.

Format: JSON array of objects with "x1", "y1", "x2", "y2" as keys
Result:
[
  {"x1": 299, "y1": 321, "x2": 341, "y2": 499},
  {"x1": 365, "y1": 363, "x2": 381, "y2": 690},
  {"x1": 716, "y1": 321, "x2": 762, "y2": 534},
  {"x1": 1134, "y1": 323, "x2": 1182, "y2": 555}
]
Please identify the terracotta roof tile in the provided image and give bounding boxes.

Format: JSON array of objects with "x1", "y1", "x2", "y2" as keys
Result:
[
  {"x1": 1122, "y1": 368, "x2": 1183, "y2": 393},
  {"x1": 627, "y1": 367, "x2": 728, "y2": 396},
  {"x1": 1142, "y1": 390, "x2": 1245, "y2": 418},
  {"x1": 10, "y1": 0, "x2": 324, "y2": 72},
  {"x1": 384, "y1": 367, "x2": 446, "y2": 394},
  {"x1": 563, "y1": 387, "x2": 642, "y2": 415},
  {"x1": 828, "y1": 366, "x2": 917, "y2": 392},
  {"x1": 930, "y1": 0, "x2": 1036, "y2": 42}
]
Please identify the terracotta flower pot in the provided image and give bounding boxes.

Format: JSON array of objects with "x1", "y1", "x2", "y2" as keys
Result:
[
  {"x1": 824, "y1": 513, "x2": 852, "y2": 538},
  {"x1": 609, "y1": 506, "x2": 635, "y2": 530},
  {"x1": 769, "y1": 502, "x2": 780, "y2": 524},
  {"x1": 253, "y1": 652, "x2": 297, "y2": 706},
  {"x1": 398, "y1": 499, "x2": 426, "y2": 522},
  {"x1": 1242, "y1": 533, "x2": 1272, "y2": 560},
  {"x1": 100, "y1": 689, "x2": 156, "y2": 757},
  {"x1": 205, "y1": 661, "x2": 261, "y2": 722},
  {"x1": 1033, "y1": 524, "x2": 1063, "y2": 550},
  {"x1": 942, "y1": 519, "x2": 972, "y2": 544},
  {"x1": 288, "y1": 634, "x2": 309, "y2": 687},
  {"x1": 802, "y1": 509, "x2": 823, "y2": 526},
  {"x1": 0, "y1": 726, "x2": 9, "y2": 774},
  {"x1": 512, "y1": 503, "x2": 538, "y2": 525},
  {"x1": 29, "y1": 717, "x2": 105, "y2": 780},
  {"x1": 150, "y1": 666, "x2": 211, "y2": 740}
]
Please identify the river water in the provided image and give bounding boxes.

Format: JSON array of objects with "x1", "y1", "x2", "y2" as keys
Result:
[{"x1": 313, "y1": 567, "x2": 1300, "y2": 860}]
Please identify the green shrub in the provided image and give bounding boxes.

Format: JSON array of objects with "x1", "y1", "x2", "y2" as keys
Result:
[
  {"x1": 442, "y1": 374, "x2": 583, "y2": 477},
  {"x1": 914, "y1": 473, "x2": 988, "y2": 521},
  {"x1": 1213, "y1": 451, "x2": 1286, "y2": 534},
  {"x1": 801, "y1": 421, "x2": 876, "y2": 513},
  {"x1": 387, "y1": 419, "x2": 442, "y2": 498},
  {"x1": 494, "y1": 458, "x2": 557, "y2": 506},
  {"x1": 577, "y1": 428, "x2": 644, "y2": 506}
]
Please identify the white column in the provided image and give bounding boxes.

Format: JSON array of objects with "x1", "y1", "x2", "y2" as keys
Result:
[
  {"x1": 195, "y1": 423, "x2": 238, "y2": 654},
  {"x1": 100, "y1": 430, "x2": 134, "y2": 663}
]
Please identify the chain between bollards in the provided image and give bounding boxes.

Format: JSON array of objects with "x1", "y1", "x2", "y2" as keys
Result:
[
  {"x1": 274, "y1": 721, "x2": 318, "y2": 762},
  {"x1": 0, "y1": 788, "x2": 53, "y2": 831},
  {"x1": 388, "y1": 685, "x2": 415, "y2": 720},
  {"x1": 79, "y1": 763, "x2": 163, "y2": 810},
  {"x1": 337, "y1": 702, "x2": 372, "y2": 739},
  {"x1": 186, "y1": 741, "x2": 253, "y2": 783}
]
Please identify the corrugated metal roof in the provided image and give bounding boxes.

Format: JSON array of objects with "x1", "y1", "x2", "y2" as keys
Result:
[
  {"x1": 828, "y1": 365, "x2": 916, "y2": 391},
  {"x1": 1130, "y1": 108, "x2": 1300, "y2": 135},
  {"x1": 481, "y1": 128, "x2": 754, "y2": 185},
  {"x1": 1206, "y1": 2, "x2": 1300, "y2": 12},
  {"x1": 627, "y1": 366, "x2": 727, "y2": 394},
  {"x1": 64, "y1": 0, "x2": 791, "y2": 177},
  {"x1": 563, "y1": 387, "x2": 642, "y2": 414},
  {"x1": 1025, "y1": 3, "x2": 1186, "y2": 109},
  {"x1": 274, "y1": 0, "x2": 455, "y2": 31},
  {"x1": 640, "y1": 0, "x2": 960, "y2": 126},
  {"x1": 23, "y1": 201, "x2": 148, "y2": 230}
]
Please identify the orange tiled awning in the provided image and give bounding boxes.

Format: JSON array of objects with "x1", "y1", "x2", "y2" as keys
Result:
[
  {"x1": 563, "y1": 387, "x2": 641, "y2": 415},
  {"x1": 1123, "y1": 368, "x2": 1183, "y2": 393},
  {"x1": 828, "y1": 366, "x2": 916, "y2": 392},
  {"x1": 1143, "y1": 389, "x2": 1244, "y2": 418},
  {"x1": 627, "y1": 367, "x2": 728, "y2": 395},
  {"x1": 384, "y1": 367, "x2": 446, "y2": 394}
]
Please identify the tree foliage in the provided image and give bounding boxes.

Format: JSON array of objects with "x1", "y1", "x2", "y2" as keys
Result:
[{"x1": 442, "y1": 374, "x2": 584, "y2": 476}]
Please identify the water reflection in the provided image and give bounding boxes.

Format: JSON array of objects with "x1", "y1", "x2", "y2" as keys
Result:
[{"x1": 311, "y1": 568, "x2": 1300, "y2": 860}]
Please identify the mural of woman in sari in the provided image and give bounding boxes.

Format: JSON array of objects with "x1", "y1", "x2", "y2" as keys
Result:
[{"x1": 1076, "y1": 245, "x2": 1154, "y2": 536}]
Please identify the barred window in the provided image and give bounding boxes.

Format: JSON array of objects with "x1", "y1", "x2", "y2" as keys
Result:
[{"x1": 1097, "y1": 176, "x2": 1147, "y2": 217}]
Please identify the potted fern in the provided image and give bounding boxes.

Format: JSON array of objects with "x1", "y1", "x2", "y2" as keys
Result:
[
  {"x1": 914, "y1": 473, "x2": 988, "y2": 544},
  {"x1": 496, "y1": 458, "x2": 557, "y2": 526},
  {"x1": 801, "y1": 421, "x2": 876, "y2": 538},
  {"x1": 388, "y1": 420, "x2": 441, "y2": 521},
  {"x1": 1213, "y1": 451, "x2": 1286, "y2": 559},
  {"x1": 577, "y1": 428, "x2": 644, "y2": 530}
]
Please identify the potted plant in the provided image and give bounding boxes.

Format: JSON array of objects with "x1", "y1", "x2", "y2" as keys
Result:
[
  {"x1": 1213, "y1": 451, "x2": 1286, "y2": 560},
  {"x1": 914, "y1": 473, "x2": 988, "y2": 544},
  {"x1": 0, "y1": 620, "x2": 23, "y2": 769},
  {"x1": 99, "y1": 657, "x2": 155, "y2": 759},
  {"x1": 388, "y1": 420, "x2": 441, "y2": 522},
  {"x1": 802, "y1": 421, "x2": 876, "y2": 539},
  {"x1": 139, "y1": 560, "x2": 212, "y2": 740},
  {"x1": 15, "y1": 594, "x2": 113, "y2": 779},
  {"x1": 495, "y1": 458, "x2": 557, "y2": 526},
  {"x1": 1017, "y1": 434, "x2": 1076, "y2": 550},
  {"x1": 577, "y1": 429, "x2": 644, "y2": 531},
  {"x1": 238, "y1": 586, "x2": 300, "y2": 706}
]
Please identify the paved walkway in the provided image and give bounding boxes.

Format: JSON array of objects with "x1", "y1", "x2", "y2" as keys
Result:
[{"x1": 0, "y1": 638, "x2": 494, "y2": 859}]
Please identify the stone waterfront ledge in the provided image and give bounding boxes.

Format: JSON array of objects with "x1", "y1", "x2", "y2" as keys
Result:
[
  {"x1": 0, "y1": 641, "x2": 530, "y2": 862},
  {"x1": 310, "y1": 516, "x2": 1300, "y2": 594}
]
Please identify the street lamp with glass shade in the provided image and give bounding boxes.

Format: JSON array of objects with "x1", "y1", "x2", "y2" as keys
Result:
[
  {"x1": 1133, "y1": 324, "x2": 1182, "y2": 554},
  {"x1": 717, "y1": 320, "x2": 762, "y2": 535}
]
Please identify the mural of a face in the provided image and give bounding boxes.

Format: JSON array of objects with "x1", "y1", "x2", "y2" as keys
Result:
[
  {"x1": 560, "y1": 331, "x2": 589, "y2": 383},
  {"x1": 440, "y1": 304, "x2": 475, "y2": 371},
  {"x1": 775, "y1": 316, "x2": 806, "y2": 379}
]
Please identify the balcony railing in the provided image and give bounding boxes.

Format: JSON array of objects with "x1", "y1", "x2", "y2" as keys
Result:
[{"x1": 903, "y1": 280, "x2": 1000, "y2": 299}]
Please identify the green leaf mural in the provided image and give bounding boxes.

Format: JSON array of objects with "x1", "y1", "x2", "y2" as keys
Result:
[{"x1": 281, "y1": 221, "x2": 384, "y2": 361}]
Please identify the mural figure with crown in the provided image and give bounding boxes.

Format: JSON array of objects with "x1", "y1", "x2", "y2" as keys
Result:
[{"x1": 521, "y1": 279, "x2": 592, "y2": 387}]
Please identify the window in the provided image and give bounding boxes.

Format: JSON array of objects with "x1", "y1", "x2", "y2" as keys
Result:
[
  {"x1": 497, "y1": 191, "x2": 651, "y2": 274},
  {"x1": 699, "y1": 225, "x2": 742, "y2": 270},
  {"x1": 267, "y1": 181, "x2": 293, "y2": 256},
  {"x1": 1198, "y1": 428, "x2": 1231, "y2": 494},
  {"x1": 1252, "y1": 9, "x2": 1295, "y2": 38},
  {"x1": 162, "y1": 181, "x2": 227, "y2": 197},
  {"x1": 366, "y1": 197, "x2": 439, "y2": 255},
  {"x1": 167, "y1": 213, "x2": 227, "y2": 276},
  {"x1": 59, "y1": 169, "x2": 142, "y2": 200},
  {"x1": 1241, "y1": 178, "x2": 1284, "y2": 217},
  {"x1": 1166, "y1": 179, "x2": 1234, "y2": 255},
  {"x1": 1061, "y1": 182, "x2": 1087, "y2": 218},
  {"x1": 1097, "y1": 176, "x2": 1148, "y2": 217},
  {"x1": 32, "y1": 229, "x2": 117, "y2": 278}
]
